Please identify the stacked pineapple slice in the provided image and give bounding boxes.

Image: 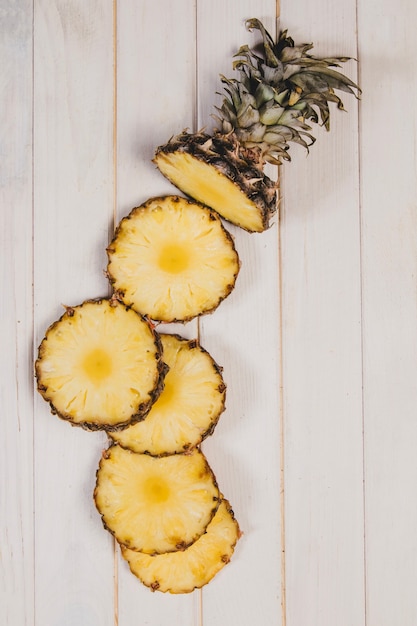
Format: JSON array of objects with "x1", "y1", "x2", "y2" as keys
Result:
[
  {"x1": 35, "y1": 18, "x2": 358, "y2": 594},
  {"x1": 94, "y1": 444, "x2": 240, "y2": 593},
  {"x1": 36, "y1": 199, "x2": 241, "y2": 594},
  {"x1": 122, "y1": 498, "x2": 240, "y2": 593},
  {"x1": 110, "y1": 333, "x2": 226, "y2": 456}
]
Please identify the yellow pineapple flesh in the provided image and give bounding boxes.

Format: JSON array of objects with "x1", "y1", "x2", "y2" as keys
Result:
[
  {"x1": 35, "y1": 298, "x2": 165, "y2": 430},
  {"x1": 110, "y1": 333, "x2": 226, "y2": 455},
  {"x1": 154, "y1": 146, "x2": 273, "y2": 233},
  {"x1": 106, "y1": 195, "x2": 240, "y2": 322},
  {"x1": 94, "y1": 445, "x2": 220, "y2": 554}
]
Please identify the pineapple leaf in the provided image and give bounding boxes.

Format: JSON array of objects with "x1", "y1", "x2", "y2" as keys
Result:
[
  {"x1": 215, "y1": 18, "x2": 360, "y2": 164},
  {"x1": 301, "y1": 66, "x2": 360, "y2": 92},
  {"x1": 245, "y1": 18, "x2": 279, "y2": 68}
]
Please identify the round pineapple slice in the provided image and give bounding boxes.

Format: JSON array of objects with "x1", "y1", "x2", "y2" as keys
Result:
[
  {"x1": 106, "y1": 195, "x2": 240, "y2": 322},
  {"x1": 94, "y1": 445, "x2": 220, "y2": 554},
  {"x1": 35, "y1": 298, "x2": 166, "y2": 431},
  {"x1": 109, "y1": 333, "x2": 226, "y2": 455},
  {"x1": 121, "y1": 499, "x2": 240, "y2": 593}
]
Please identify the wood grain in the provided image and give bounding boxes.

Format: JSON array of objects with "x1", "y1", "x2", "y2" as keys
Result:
[
  {"x1": 0, "y1": 2, "x2": 34, "y2": 624},
  {"x1": 279, "y1": 3, "x2": 364, "y2": 625},
  {"x1": 358, "y1": 0, "x2": 417, "y2": 623},
  {"x1": 196, "y1": 4, "x2": 282, "y2": 625},
  {"x1": 33, "y1": 2, "x2": 115, "y2": 624},
  {"x1": 114, "y1": 2, "x2": 200, "y2": 623}
]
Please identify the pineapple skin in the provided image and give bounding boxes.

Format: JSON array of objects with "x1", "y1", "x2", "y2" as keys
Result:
[
  {"x1": 35, "y1": 298, "x2": 168, "y2": 432},
  {"x1": 154, "y1": 131, "x2": 278, "y2": 233}
]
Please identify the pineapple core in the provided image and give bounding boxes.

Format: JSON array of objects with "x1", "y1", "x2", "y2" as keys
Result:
[
  {"x1": 82, "y1": 348, "x2": 113, "y2": 382},
  {"x1": 151, "y1": 377, "x2": 174, "y2": 409},
  {"x1": 158, "y1": 243, "x2": 189, "y2": 274},
  {"x1": 143, "y1": 476, "x2": 170, "y2": 503}
]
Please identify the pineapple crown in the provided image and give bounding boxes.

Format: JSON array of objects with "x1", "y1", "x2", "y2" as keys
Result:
[{"x1": 214, "y1": 18, "x2": 360, "y2": 165}]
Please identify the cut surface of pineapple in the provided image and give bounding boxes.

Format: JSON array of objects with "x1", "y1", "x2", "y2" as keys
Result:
[
  {"x1": 110, "y1": 333, "x2": 226, "y2": 455},
  {"x1": 35, "y1": 298, "x2": 165, "y2": 431},
  {"x1": 121, "y1": 498, "x2": 240, "y2": 594},
  {"x1": 106, "y1": 195, "x2": 240, "y2": 322},
  {"x1": 94, "y1": 445, "x2": 220, "y2": 554},
  {"x1": 154, "y1": 131, "x2": 278, "y2": 233}
]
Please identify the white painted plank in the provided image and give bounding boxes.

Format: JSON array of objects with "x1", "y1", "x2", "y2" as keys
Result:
[
  {"x1": 358, "y1": 0, "x2": 417, "y2": 623},
  {"x1": 0, "y1": 2, "x2": 34, "y2": 624},
  {"x1": 196, "y1": 4, "x2": 283, "y2": 625},
  {"x1": 115, "y1": 2, "x2": 200, "y2": 623},
  {"x1": 115, "y1": 0, "x2": 198, "y2": 215},
  {"x1": 33, "y1": 1, "x2": 115, "y2": 624},
  {"x1": 11, "y1": 0, "x2": 417, "y2": 622},
  {"x1": 279, "y1": 3, "x2": 365, "y2": 625}
]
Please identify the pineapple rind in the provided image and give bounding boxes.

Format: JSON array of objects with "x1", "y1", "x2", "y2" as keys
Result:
[
  {"x1": 121, "y1": 498, "x2": 240, "y2": 593},
  {"x1": 154, "y1": 131, "x2": 278, "y2": 232},
  {"x1": 110, "y1": 333, "x2": 226, "y2": 455},
  {"x1": 94, "y1": 445, "x2": 220, "y2": 554},
  {"x1": 35, "y1": 298, "x2": 166, "y2": 431},
  {"x1": 107, "y1": 196, "x2": 240, "y2": 322}
]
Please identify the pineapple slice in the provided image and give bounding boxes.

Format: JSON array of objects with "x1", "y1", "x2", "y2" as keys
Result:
[
  {"x1": 106, "y1": 195, "x2": 240, "y2": 322},
  {"x1": 110, "y1": 333, "x2": 226, "y2": 455},
  {"x1": 35, "y1": 298, "x2": 166, "y2": 431},
  {"x1": 121, "y1": 498, "x2": 240, "y2": 594},
  {"x1": 94, "y1": 445, "x2": 220, "y2": 554}
]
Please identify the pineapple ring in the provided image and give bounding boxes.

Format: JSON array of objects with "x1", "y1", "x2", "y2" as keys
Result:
[
  {"x1": 94, "y1": 445, "x2": 220, "y2": 554},
  {"x1": 35, "y1": 298, "x2": 165, "y2": 431},
  {"x1": 106, "y1": 195, "x2": 240, "y2": 322},
  {"x1": 109, "y1": 333, "x2": 226, "y2": 455},
  {"x1": 121, "y1": 498, "x2": 240, "y2": 594}
]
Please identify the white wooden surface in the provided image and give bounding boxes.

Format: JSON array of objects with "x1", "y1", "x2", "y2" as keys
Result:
[{"x1": 2, "y1": 1, "x2": 417, "y2": 625}]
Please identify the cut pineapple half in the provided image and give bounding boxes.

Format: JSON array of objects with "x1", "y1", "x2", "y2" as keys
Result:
[
  {"x1": 110, "y1": 333, "x2": 226, "y2": 455},
  {"x1": 106, "y1": 195, "x2": 240, "y2": 322},
  {"x1": 154, "y1": 144, "x2": 275, "y2": 233},
  {"x1": 94, "y1": 445, "x2": 219, "y2": 554},
  {"x1": 121, "y1": 498, "x2": 240, "y2": 594},
  {"x1": 35, "y1": 298, "x2": 165, "y2": 431}
]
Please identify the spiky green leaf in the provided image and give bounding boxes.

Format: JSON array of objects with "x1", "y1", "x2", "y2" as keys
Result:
[{"x1": 215, "y1": 18, "x2": 360, "y2": 164}]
